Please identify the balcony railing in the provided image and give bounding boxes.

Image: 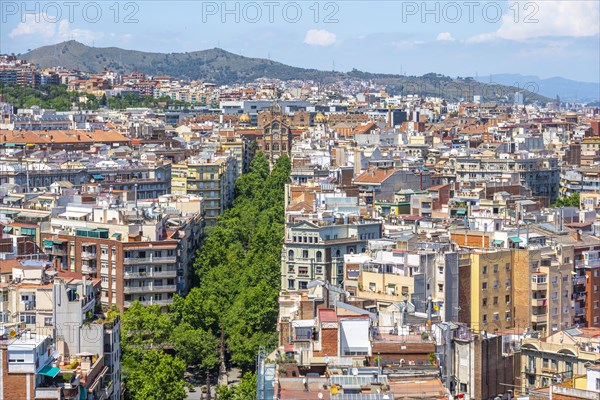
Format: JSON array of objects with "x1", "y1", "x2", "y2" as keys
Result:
[
  {"x1": 123, "y1": 256, "x2": 177, "y2": 265},
  {"x1": 123, "y1": 285, "x2": 177, "y2": 294},
  {"x1": 81, "y1": 251, "x2": 97, "y2": 259},
  {"x1": 124, "y1": 299, "x2": 171, "y2": 307},
  {"x1": 124, "y1": 270, "x2": 178, "y2": 279},
  {"x1": 35, "y1": 388, "x2": 61, "y2": 399}
]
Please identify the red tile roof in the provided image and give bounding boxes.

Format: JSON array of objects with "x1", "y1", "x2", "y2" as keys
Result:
[{"x1": 354, "y1": 169, "x2": 396, "y2": 184}]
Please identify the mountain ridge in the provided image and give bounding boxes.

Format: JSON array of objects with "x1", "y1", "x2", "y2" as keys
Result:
[{"x1": 20, "y1": 41, "x2": 552, "y2": 103}]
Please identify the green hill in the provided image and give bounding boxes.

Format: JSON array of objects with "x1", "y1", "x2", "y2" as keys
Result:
[{"x1": 20, "y1": 41, "x2": 551, "y2": 103}]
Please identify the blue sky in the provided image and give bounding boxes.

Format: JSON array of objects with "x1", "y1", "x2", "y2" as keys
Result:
[{"x1": 2, "y1": 1, "x2": 599, "y2": 82}]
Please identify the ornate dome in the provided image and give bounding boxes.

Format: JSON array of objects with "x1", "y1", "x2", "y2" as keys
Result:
[{"x1": 315, "y1": 112, "x2": 327, "y2": 123}]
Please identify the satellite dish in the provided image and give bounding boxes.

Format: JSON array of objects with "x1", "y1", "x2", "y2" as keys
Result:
[
  {"x1": 318, "y1": 393, "x2": 323, "y2": 399},
  {"x1": 351, "y1": 367, "x2": 358, "y2": 376}
]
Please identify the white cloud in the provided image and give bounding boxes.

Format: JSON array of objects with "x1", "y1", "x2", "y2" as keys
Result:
[
  {"x1": 392, "y1": 40, "x2": 425, "y2": 49},
  {"x1": 465, "y1": 33, "x2": 497, "y2": 44},
  {"x1": 9, "y1": 13, "x2": 103, "y2": 43},
  {"x1": 467, "y1": 1, "x2": 599, "y2": 43},
  {"x1": 497, "y1": 1, "x2": 599, "y2": 40},
  {"x1": 436, "y1": 32, "x2": 455, "y2": 42},
  {"x1": 304, "y1": 29, "x2": 337, "y2": 46}
]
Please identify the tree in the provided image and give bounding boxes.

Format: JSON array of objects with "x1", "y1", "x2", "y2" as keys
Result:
[
  {"x1": 215, "y1": 372, "x2": 257, "y2": 400},
  {"x1": 126, "y1": 350, "x2": 187, "y2": 400},
  {"x1": 171, "y1": 322, "x2": 220, "y2": 371},
  {"x1": 554, "y1": 192, "x2": 580, "y2": 208}
]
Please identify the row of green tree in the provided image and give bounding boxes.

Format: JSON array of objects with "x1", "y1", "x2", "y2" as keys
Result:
[
  {"x1": 120, "y1": 152, "x2": 291, "y2": 400},
  {"x1": 0, "y1": 83, "x2": 192, "y2": 111}
]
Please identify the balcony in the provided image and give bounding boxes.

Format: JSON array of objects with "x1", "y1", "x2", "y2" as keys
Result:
[
  {"x1": 35, "y1": 388, "x2": 62, "y2": 399},
  {"x1": 123, "y1": 285, "x2": 177, "y2": 294},
  {"x1": 531, "y1": 298, "x2": 547, "y2": 307},
  {"x1": 123, "y1": 256, "x2": 177, "y2": 265},
  {"x1": 524, "y1": 366, "x2": 536, "y2": 374},
  {"x1": 124, "y1": 299, "x2": 171, "y2": 307},
  {"x1": 18, "y1": 301, "x2": 36, "y2": 312},
  {"x1": 123, "y1": 270, "x2": 178, "y2": 279},
  {"x1": 81, "y1": 251, "x2": 97, "y2": 260},
  {"x1": 531, "y1": 276, "x2": 548, "y2": 290},
  {"x1": 574, "y1": 307, "x2": 586, "y2": 316},
  {"x1": 47, "y1": 248, "x2": 66, "y2": 256},
  {"x1": 573, "y1": 276, "x2": 586, "y2": 285},
  {"x1": 531, "y1": 313, "x2": 547, "y2": 323}
]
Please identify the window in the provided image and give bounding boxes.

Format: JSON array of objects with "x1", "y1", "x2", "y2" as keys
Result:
[
  {"x1": 44, "y1": 317, "x2": 53, "y2": 326},
  {"x1": 493, "y1": 264, "x2": 498, "y2": 273},
  {"x1": 552, "y1": 292, "x2": 557, "y2": 300},
  {"x1": 369, "y1": 282, "x2": 376, "y2": 292},
  {"x1": 493, "y1": 280, "x2": 499, "y2": 289},
  {"x1": 298, "y1": 267, "x2": 308, "y2": 276},
  {"x1": 316, "y1": 251, "x2": 322, "y2": 262},
  {"x1": 552, "y1": 276, "x2": 558, "y2": 284},
  {"x1": 493, "y1": 296, "x2": 498, "y2": 305},
  {"x1": 543, "y1": 358, "x2": 549, "y2": 368},
  {"x1": 288, "y1": 279, "x2": 295, "y2": 289},
  {"x1": 482, "y1": 282, "x2": 488, "y2": 290},
  {"x1": 438, "y1": 284, "x2": 444, "y2": 292},
  {"x1": 505, "y1": 262, "x2": 511, "y2": 271},
  {"x1": 299, "y1": 281, "x2": 308, "y2": 290},
  {"x1": 315, "y1": 266, "x2": 322, "y2": 275},
  {"x1": 483, "y1": 314, "x2": 487, "y2": 323},
  {"x1": 20, "y1": 314, "x2": 36, "y2": 324},
  {"x1": 506, "y1": 279, "x2": 511, "y2": 289},
  {"x1": 483, "y1": 265, "x2": 488, "y2": 274},
  {"x1": 288, "y1": 250, "x2": 294, "y2": 260},
  {"x1": 505, "y1": 311, "x2": 511, "y2": 320},
  {"x1": 505, "y1": 295, "x2": 510, "y2": 304},
  {"x1": 482, "y1": 298, "x2": 488, "y2": 307},
  {"x1": 302, "y1": 250, "x2": 308, "y2": 258},
  {"x1": 594, "y1": 301, "x2": 599, "y2": 309},
  {"x1": 1, "y1": 293, "x2": 7, "y2": 302}
]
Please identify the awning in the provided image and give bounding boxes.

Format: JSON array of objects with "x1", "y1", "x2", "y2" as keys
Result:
[
  {"x1": 454, "y1": 209, "x2": 466, "y2": 215},
  {"x1": 492, "y1": 239, "x2": 504, "y2": 246},
  {"x1": 2, "y1": 226, "x2": 13, "y2": 233},
  {"x1": 91, "y1": 174, "x2": 104, "y2": 181},
  {"x1": 111, "y1": 232, "x2": 122, "y2": 240},
  {"x1": 508, "y1": 237, "x2": 523, "y2": 243},
  {"x1": 291, "y1": 320, "x2": 315, "y2": 328},
  {"x1": 60, "y1": 211, "x2": 90, "y2": 219},
  {"x1": 3, "y1": 196, "x2": 21, "y2": 202},
  {"x1": 5, "y1": 143, "x2": 15, "y2": 147},
  {"x1": 38, "y1": 365, "x2": 60, "y2": 378},
  {"x1": 43, "y1": 239, "x2": 54, "y2": 248},
  {"x1": 18, "y1": 212, "x2": 47, "y2": 219}
]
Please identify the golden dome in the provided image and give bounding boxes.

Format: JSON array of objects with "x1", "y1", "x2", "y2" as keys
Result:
[
  {"x1": 315, "y1": 112, "x2": 327, "y2": 123},
  {"x1": 239, "y1": 113, "x2": 251, "y2": 123}
]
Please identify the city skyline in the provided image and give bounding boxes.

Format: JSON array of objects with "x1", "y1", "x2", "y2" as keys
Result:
[{"x1": 2, "y1": 0, "x2": 599, "y2": 83}]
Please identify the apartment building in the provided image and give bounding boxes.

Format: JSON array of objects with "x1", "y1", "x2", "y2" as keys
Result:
[
  {"x1": 41, "y1": 195, "x2": 203, "y2": 309},
  {"x1": 0, "y1": 332, "x2": 55, "y2": 400},
  {"x1": 511, "y1": 246, "x2": 574, "y2": 334},
  {"x1": 281, "y1": 212, "x2": 382, "y2": 290},
  {"x1": 574, "y1": 250, "x2": 600, "y2": 328},
  {"x1": 171, "y1": 154, "x2": 236, "y2": 225},
  {"x1": 452, "y1": 156, "x2": 560, "y2": 205},
  {"x1": 0, "y1": 268, "x2": 120, "y2": 400},
  {"x1": 459, "y1": 249, "x2": 514, "y2": 332},
  {"x1": 520, "y1": 329, "x2": 600, "y2": 393}
]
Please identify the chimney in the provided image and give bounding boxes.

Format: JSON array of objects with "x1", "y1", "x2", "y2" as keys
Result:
[{"x1": 572, "y1": 230, "x2": 581, "y2": 242}]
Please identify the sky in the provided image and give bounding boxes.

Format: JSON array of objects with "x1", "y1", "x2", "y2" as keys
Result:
[{"x1": 1, "y1": 0, "x2": 599, "y2": 83}]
